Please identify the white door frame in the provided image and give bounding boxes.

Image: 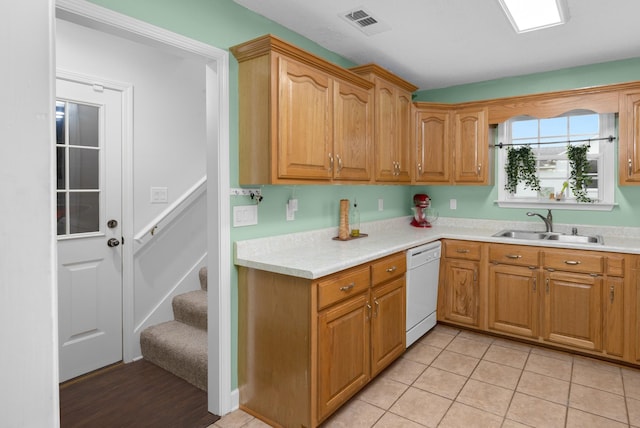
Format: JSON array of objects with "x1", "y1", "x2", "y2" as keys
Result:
[{"x1": 55, "y1": 0, "x2": 232, "y2": 415}]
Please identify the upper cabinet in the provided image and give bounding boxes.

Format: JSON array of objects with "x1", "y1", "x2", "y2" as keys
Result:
[
  {"x1": 350, "y1": 64, "x2": 418, "y2": 183},
  {"x1": 619, "y1": 90, "x2": 640, "y2": 184},
  {"x1": 453, "y1": 106, "x2": 490, "y2": 184},
  {"x1": 414, "y1": 103, "x2": 491, "y2": 185},
  {"x1": 414, "y1": 105, "x2": 451, "y2": 183},
  {"x1": 230, "y1": 34, "x2": 373, "y2": 184}
]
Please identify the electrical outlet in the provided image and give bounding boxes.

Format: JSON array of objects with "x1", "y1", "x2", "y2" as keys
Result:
[
  {"x1": 233, "y1": 205, "x2": 258, "y2": 227},
  {"x1": 450, "y1": 199, "x2": 457, "y2": 210},
  {"x1": 286, "y1": 202, "x2": 295, "y2": 221},
  {"x1": 378, "y1": 198, "x2": 384, "y2": 211}
]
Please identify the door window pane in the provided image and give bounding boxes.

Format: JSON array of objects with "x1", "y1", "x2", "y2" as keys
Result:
[
  {"x1": 69, "y1": 147, "x2": 99, "y2": 189},
  {"x1": 57, "y1": 193, "x2": 66, "y2": 236},
  {"x1": 57, "y1": 147, "x2": 66, "y2": 189},
  {"x1": 68, "y1": 103, "x2": 99, "y2": 147},
  {"x1": 56, "y1": 101, "x2": 65, "y2": 145},
  {"x1": 69, "y1": 192, "x2": 99, "y2": 234}
]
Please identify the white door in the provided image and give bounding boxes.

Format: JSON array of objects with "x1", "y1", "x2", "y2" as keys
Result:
[{"x1": 56, "y1": 77, "x2": 123, "y2": 382}]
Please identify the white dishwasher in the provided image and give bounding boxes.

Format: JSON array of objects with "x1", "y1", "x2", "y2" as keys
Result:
[{"x1": 405, "y1": 241, "x2": 442, "y2": 347}]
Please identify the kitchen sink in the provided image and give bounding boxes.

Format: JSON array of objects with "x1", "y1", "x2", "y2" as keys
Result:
[
  {"x1": 493, "y1": 229, "x2": 604, "y2": 245},
  {"x1": 493, "y1": 230, "x2": 549, "y2": 240},
  {"x1": 545, "y1": 233, "x2": 603, "y2": 244}
]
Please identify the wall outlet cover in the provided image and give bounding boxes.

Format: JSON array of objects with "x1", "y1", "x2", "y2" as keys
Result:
[{"x1": 233, "y1": 205, "x2": 258, "y2": 227}]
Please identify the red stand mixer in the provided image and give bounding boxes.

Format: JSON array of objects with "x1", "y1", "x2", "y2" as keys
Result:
[{"x1": 411, "y1": 193, "x2": 433, "y2": 228}]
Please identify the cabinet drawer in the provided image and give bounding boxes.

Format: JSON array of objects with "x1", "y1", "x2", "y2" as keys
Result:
[
  {"x1": 318, "y1": 266, "x2": 370, "y2": 310},
  {"x1": 444, "y1": 240, "x2": 482, "y2": 261},
  {"x1": 489, "y1": 244, "x2": 539, "y2": 267},
  {"x1": 371, "y1": 252, "x2": 406, "y2": 286},
  {"x1": 542, "y1": 250, "x2": 604, "y2": 274},
  {"x1": 606, "y1": 255, "x2": 625, "y2": 277}
]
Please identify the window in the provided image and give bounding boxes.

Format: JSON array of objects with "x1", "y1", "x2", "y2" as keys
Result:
[{"x1": 497, "y1": 111, "x2": 616, "y2": 210}]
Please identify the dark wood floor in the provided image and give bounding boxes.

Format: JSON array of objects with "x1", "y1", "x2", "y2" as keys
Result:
[{"x1": 60, "y1": 360, "x2": 219, "y2": 428}]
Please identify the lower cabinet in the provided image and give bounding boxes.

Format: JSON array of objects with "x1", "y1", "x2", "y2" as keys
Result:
[
  {"x1": 488, "y1": 263, "x2": 539, "y2": 338},
  {"x1": 440, "y1": 240, "x2": 634, "y2": 365},
  {"x1": 439, "y1": 240, "x2": 482, "y2": 328},
  {"x1": 239, "y1": 252, "x2": 406, "y2": 428},
  {"x1": 542, "y1": 270, "x2": 603, "y2": 351},
  {"x1": 318, "y1": 292, "x2": 370, "y2": 420}
]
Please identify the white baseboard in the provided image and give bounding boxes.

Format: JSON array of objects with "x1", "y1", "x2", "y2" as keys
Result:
[{"x1": 230, "y1": 388, "x2": 240, "y2": 412}]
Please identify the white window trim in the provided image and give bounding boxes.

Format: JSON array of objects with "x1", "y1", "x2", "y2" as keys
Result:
[{"x1": 496, "y1": 113, "x2": 616, "y2": 211}]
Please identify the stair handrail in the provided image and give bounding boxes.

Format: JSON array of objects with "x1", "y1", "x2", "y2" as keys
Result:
[{"x1": 133, "y1": 175, "x2": 206, "y2": 253}]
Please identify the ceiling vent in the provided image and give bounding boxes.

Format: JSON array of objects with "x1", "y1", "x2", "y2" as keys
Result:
[{"x1": 340, "y1": 7, "x2": 391, "y2": 36}]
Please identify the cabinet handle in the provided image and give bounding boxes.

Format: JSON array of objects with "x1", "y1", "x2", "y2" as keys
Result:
[
  {"x1": 532, "y1": 277, "x2": 537, "y2": 292},
  {"x1": 456, "y1": 249, "x2": 470, "y2": 254},
  {"x1": 328, "y1": 153, "x2": 334, "y2": 172},
  {"x1": 386, "y1": 266, "x2": 397, "y2": 273},
  {"x1": 473, "y1": 269, "x2": 477, "y2": 282},
  {"x1": 505, "y1": 254, "x2": 522, "y2": 259},
  {"x1": 610, "y1": 285, "x2": 615, "y2": 303},
  {"x1": 564, "y1": 260, "x2": 581, "y2": 265},
  {"x1": 336, "y1": 154, "x2": 343, "y2": 173},
  {"x1": 630, "y1": 158, "x2": 633, "y2": 176},
  {"x1": 366, "y1": 302, "x2": 372, "y2": 320},
  {"x1": 339, "y1": 283, "x2": 355, "y2": 292},
  {"x1": 417, "y1": 163, "x2": 422, "y2": 175},
  {"x1": 477, "y1": 163, "x2": 482, "y2": 173},
  {"x1": 374, "y1": 299, "x2": 380, "y2": 318},
  {"x1": 546, "y1": 278, "x2": 549, "y2": 294}
]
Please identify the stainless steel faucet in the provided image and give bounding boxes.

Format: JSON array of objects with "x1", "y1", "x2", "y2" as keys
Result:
[{"x1": 526, "y1": 209, "x2": 553, "y2": 232}]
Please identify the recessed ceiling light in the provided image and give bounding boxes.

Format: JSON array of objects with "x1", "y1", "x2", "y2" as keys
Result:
[{"x1": 499, "y1": 0, "x2": 568, "y2": 33}]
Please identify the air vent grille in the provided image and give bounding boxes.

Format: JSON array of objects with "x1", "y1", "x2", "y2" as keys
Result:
[{"x1": 340, "y1": 7, "x2": 391, "y2": 36}]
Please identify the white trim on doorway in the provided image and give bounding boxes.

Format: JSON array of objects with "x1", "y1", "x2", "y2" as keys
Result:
[{"x1": 54, "y1": 0, "x2": 232, "y2": 416}]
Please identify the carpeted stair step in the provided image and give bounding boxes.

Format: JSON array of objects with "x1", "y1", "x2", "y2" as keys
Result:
[
  {"x1": 173, "y1": 290, "x2": 207, "y2": 330},
  {"x1": 140, "y1": 320, "x2": 207, "y2": 391}
]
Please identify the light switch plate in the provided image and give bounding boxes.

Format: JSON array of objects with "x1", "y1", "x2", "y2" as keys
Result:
[
  {"x1": 233, "y1": 205, "x2": 258, "y2": 227},
  {"x1": 151, "y1": 187, "x2": 168, "y2": 203}
]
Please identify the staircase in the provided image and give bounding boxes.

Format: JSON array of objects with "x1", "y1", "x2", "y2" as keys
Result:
[{"x1": 140, "y1": 267, "x2": 208, "y2": 391}]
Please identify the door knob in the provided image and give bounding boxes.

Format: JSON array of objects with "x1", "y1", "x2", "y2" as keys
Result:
[
  {"x1": 107, "y1": 238, "x2": 120, "y2": 247},
  {"x1": 107, "y1": 219, "x2": 118, "y2": 228}
]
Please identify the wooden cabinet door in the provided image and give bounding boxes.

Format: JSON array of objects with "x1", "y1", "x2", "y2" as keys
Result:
[
  {"x1": 371, "y1": 277, "x2": 405, "y2": 377},
  {"x1": 395, "y1": 90, "x2": 412, "y2": 183},
  {"x1": 277, "y1": 56, "x2": 332, "y2": 180},
  {"x1": 453, "y1": 107, "x2": 488, "y2": 184},
  {"x1": 372, "y1": 82, "x2": 412, "y2": 182},
  {"x1": 333, "y1": 80, "x2": 372, "y2": 181},
  {"x1": 603, "y1": 277, "x2": 624, "y2": 358},
  {"x1": 488, "y1": 264, "x2": 539, "y2": 338},
  {"x1": 414, "y1": 108, "x2": 451, "y2": 183},
  {"x1": 634, "y1": 258, "x2": 640, "y2": 363},
  {"x1": 618, "y1": 91, "x2": 640, "y2": 184},
  {"x1": 374, "y1": 80, "x2": 397, "y2": 182},
  {"x1": 317, "y1": 292, "x2": 370, "y2": 421},
  {"x1": 543, "y1": 271, "x2": 602, "y2": 351},
  {"x1": 441, "y1": 259, "x2": 479, "y2": 326}
]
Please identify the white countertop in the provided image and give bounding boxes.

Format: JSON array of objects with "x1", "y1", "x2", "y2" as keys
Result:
[{"x1": 234, "y1": 216, "x2": 640, "y2": 279}]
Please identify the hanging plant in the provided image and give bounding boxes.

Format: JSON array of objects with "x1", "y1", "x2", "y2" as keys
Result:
[
  {"x1": 567, "y1": 143, "x2": 593, "y2": 203},
  {"x1": 504, "y1": 145, "x2": 540, "y2": 194}
]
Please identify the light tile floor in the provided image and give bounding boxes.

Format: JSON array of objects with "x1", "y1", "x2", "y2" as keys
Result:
[{"x1": 211, "y1": 325, "x2": 640, "y2": 427}]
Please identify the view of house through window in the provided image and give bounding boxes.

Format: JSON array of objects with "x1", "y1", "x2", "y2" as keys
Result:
[{"x1": 497, "y1": 110, "x2": 615, "y2": 210}]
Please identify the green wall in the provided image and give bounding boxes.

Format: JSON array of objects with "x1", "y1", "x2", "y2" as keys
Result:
[{"x1": 86, "y1": 0, "x2": 640, "y2": 393}]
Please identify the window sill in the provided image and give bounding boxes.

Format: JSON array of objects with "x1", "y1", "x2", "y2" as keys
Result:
[{"x1": 495, "y1": 200, "x2": 616, "y2": 211}]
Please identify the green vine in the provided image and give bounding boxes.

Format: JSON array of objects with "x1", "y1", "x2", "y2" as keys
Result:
[
  {"x1": 504, "y1": 145, "x2": 540, "y2": 194},
  {"x1": 567, "y1": 143, "x2": 593, "y2": 203}
]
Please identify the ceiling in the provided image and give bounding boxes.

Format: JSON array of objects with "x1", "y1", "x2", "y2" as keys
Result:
[{"x1": 233, "y1": 0, "x2": 640, "y2": 91}]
